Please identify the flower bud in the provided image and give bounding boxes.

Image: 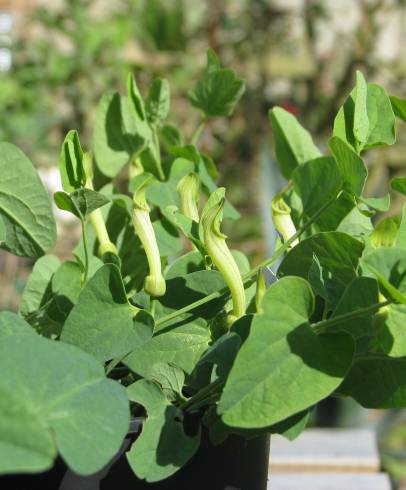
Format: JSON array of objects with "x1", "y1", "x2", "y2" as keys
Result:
[
  {"x1": 271, "y1": 195, "x2": 299, "y2": 246},
  {"x1": 177, "y1": 172, "x2": 200, "y2": 222}
]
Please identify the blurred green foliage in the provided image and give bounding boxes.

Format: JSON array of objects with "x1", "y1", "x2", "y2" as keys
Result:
[{"x1": 0, "y1": 0, "x2": 406, "y2": 259}]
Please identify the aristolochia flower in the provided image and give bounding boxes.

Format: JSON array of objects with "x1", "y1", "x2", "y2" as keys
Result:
[
  {"x1": 271, "y1": 194, "x2": 299, "y2": 246},
  {"x1": 201, "y1": 188, "x2": 245, "y2": 326},
  {"x1": 177, "y1": 172, "x2": 200, "y2": 222},
  {"x1": 132, "y1": 174, "x2": 166, "y2": 297}
]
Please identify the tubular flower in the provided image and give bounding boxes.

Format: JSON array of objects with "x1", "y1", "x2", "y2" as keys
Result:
[
  {"x1": 177, "y1": 172, "x2": 200, "y2": 222},
  {"x1": 84, "y1": 152, "x2": 118, "y2": 256},
  {"x1": 271, "y1": 195, "x2": 299, "y2": 246},
  {"x1": 201, "y1": 189, "x2": 245, "y2": 326},
  {"x1": 132, "y1": 174, "x2": 166, "y2": 297}
]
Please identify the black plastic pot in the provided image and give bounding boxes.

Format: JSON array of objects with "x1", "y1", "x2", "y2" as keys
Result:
[{"x1": 0, "y1": 419, "x2": 270, "y2": 490}]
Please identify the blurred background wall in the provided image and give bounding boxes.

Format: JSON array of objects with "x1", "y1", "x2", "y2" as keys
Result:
[{"x1": 0, "y1": 0, "x2": 406, "y2": 485}]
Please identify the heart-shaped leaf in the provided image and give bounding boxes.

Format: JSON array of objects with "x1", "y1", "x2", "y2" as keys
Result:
[
  {"x1": 0, "y1": 314, "x2": 129, "y2": 475},
  {"x1": 268, "y1": 107, "x2": 321, "y2": 178},
  {"x1": 19, "y1": 255, "x2": 61, "y2": 319},
  {"x1": 218, "y1": 277, "x2": 354, "y2": 428},
  {"x1": 126, "y1": 380, "x2": 200, "y2": 482},
  {"x1": 339, "y1": 356, "x2": 406, "y2": 408},
  {"x1": 0, "y1": 143, "x2": 56, "y2": 257},
  {"x1": 93, "y1": 91, "x2": 146, "y2": 178},
  {"x1": 61, "y1": 264, "x2": 154, "y2": 362},
  {"x1": 123, "y1": 322, "x2": 210, "y2": 378}
]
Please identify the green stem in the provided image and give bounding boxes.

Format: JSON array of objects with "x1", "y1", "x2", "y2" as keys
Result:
[
  {"x1": 81, "y1": 218, "x2": 89, "y2": 284},
  {"x1": 153, "y1": 127, "x2": 165, "y2": 181},
  {"x1": 105, "y1": 355, "x2": 126, "y2": 375},
  {"x1": 150, "y1": 297, "x2": 156, "y2": 317},
  {"x1": 190, "y1": 117, "x2": 206, "y2": 146},
  {"x1": 184, "y1": 393, "x2": 221, "y2": 412},
  {"x1": 156, "y1": 193, "x2": 339, "y2": 328},
  {"x1": 180, "y1": 378, "x2": 224, "y2": 411},
  {"x1": 312, "y1": 300, "x2": 391, "y2": 334}
]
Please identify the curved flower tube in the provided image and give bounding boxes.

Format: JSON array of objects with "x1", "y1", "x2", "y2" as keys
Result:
[
  {"x1": 201, "y1": 189, "x2": 245, "y2": 326},
  {"x1": 177, "y1": 172, "x2": 200, "y2": 222},
  {"x1": 84, "y1": 153, "x2": 118, "y2": 257},
  {"x1": 271, "y1": 194, "x2": 299, "y2": 247},
  {"x1": 132, "y1": 174, "x2": 166, "y2": 297}
]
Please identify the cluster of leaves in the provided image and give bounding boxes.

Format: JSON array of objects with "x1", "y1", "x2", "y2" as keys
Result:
[{"x1": 1, "y1": 51, "x2": 406, "y2": 484}]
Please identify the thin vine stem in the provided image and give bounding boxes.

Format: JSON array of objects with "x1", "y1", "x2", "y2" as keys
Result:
[
  {"x1": 312, "y1": 300, "x2": 391, "y2": 333},
  {"x1": 156, "y1": 193, "x2": 340, "y2": 328},
  {"x1": 81, "y1": 218, "x2": 89, "y2": 284},
  {"x1": 180, "y1": 378, "x2": 224, "y2": 411},
  {"x1": 190, "y1": 117, "x2": 206, "y2": 146}
]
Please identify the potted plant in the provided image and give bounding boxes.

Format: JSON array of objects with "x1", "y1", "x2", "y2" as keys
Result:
[{"x1": 1, "y1": 52, "x2": 406, "y2": 490}]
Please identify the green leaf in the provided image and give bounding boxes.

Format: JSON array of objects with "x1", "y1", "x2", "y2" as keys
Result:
[
  {"x1": 158, "y1": 270, "x2": 227, "y2": 323},
  {"x1": 390, "y1": 95, "x2": 406, "y2": 122},
  {"x1": 148, "y1": 363, "x2": 185, "y2": 401},
  {"x1": 377, "y1": 304, "x2": 406, "y2": 357},
  {"x1": 206, "y1": 48, "x2": 221, "y2": 73},
  {"x1": 59, "y1": 130, "x2": 85, "y2": 192},
  {"x1": 165, "y1": 251, "x2": 204, "y2": 279},
  {"x1": 61, "y1": 264, "x2": 154, "y2": 362},
  {"x1": 123, "y1": 323, "x2": 210, "y2": 378},
  {"x1": 204, "y1": 404, "x2": 310, "y2": 445},
  {"x1": 362, "y1": 248, "x2": 406, "y2": 304},
  {"x1": 189, "y1": 51, "x2": 245, "y2": 118},
  {"x1": 278, "y1": 231, "x2": 364, "y2": 303},
  {"x1": 126, "y1": 380, "x2": 200, "y2": 482},
  {"x1": 292, "y1": 156, "x2": 342, "y2": 216},
  {"x1": 308, "y1": 253, "x2": 329, "y2": 299},
  {"x1": 312, "y1": 192, "x2": 355, "y2": 233},
  {"x1": 364, "y1": 84, "x2": 396, "y2": 149},
  {"x1": 146, "y1": 158, "x2": 195, "y2": 210},
  {"x1": 358, "y1": 194, "x2": 390, "y2": 212},
  {"x1": 336, "y1": 205, "x2": 373, "y2": 236},
  {"x1": 353, "y1": 71, "x2": 369, "y2": 147},
  {"x1": 328, "y1": 136, "x2": 367, "y2": 195},
  {"x1": 160, "y1": 124, "x2": 184, "y2": 149},
  {"x1": 396, "y1": 204, "x2": 406, "y2": 248},
  {"x1": 54, "y1": 188, "x2": 110, "y2": 219},
  {"x1": 0, "y1": 142, "x2": 56, "y2": 257},
  {"x1": 48, "y1": 261, "x2": 83, "y2": 324},
  {"x1": 153, "y1": 216, "x2": 183, "y2": 257},
  {"x1": 19, "y1": 255, "x2": 60, "y2": 318},
  {"x1": 334, "y1": 82, "x2": 396, "y2": 152},
  {"x1": 0, "y1": 322, "x2": 129, "y2": 475},
  {"x1": 162, "y1": 205, "x2": 202, "y2": 251},
  {"x1": 270, "y1": 410, "x2": 311, "y2": 441},
  {"x1": 269, "y1": 107, "x2": 321, "y2": 178},
  {"x1": 327, "y1": 277, "x2": 379, "y2": 353},
  {"x1": 127, "y1": 73, "x2": 147, "y2": 121},
  {"x1": 191, "y1": 332, "x2": 241, "y2": 390},
  {"x1": 391, "y1": 177, "x2": 406, "y2": 195},
  {"x1": 146, "y1": 78, "x2": 170, "y2": 124},
  {"x1": 127, "y1": 75, "x2": 165, "y2": 180},
  {"x1": 0, "y1": 311, "x2": 36, "y2": 339},
  {"x1": 218, "y1": 277, "x2": 354, "y2": 428},
  {"x1": 339, "y1": 356, "x2": 406, "y2": 408},
  {"x1": 93, "y1": 91, "x2": 146, "y2": 178}
]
